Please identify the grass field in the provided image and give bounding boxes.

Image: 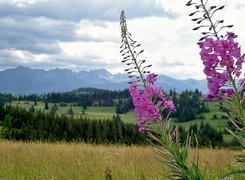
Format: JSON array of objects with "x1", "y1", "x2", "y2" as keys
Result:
[
  {"x1": 0, "y1": 140, "x2": 243, "y2": 179},
  {"x1": 6, "y1": 101, "x2": 228, "y2": 121},
  {"x1": 176, "y1": 118, "x2": 228, "y2": 132},
  {"x1": 6, "y1": 101, "x2": 138, "y2": 123},
  {"x1": 6, "y1": 101, "x2": 226, "y2": 123}
]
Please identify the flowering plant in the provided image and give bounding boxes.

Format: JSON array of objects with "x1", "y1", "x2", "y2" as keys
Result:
[
  {"x1": 187, "y1": 0, "x2": 244, "y2": 177},
  {"x1": 120, "y1": 10, "x2": 204, "y2": 179},
  {"x1": 119, "y1": 0, "x2": 244, "y2": 178},
  {"x1": 199, "y1": 33, "x2": 244, "y2": 101},
  {"x1": 187, "y1": 0, "x2": 244, "y2": 144},
  {"x1": 129, "y1": 74, "x2": 175, "y2": 133}
]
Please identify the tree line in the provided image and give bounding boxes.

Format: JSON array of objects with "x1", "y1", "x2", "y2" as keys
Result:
[
  {"x1": 0, "y1": 105, "x2": 147, "y2": 144},
  {"x1": 0, "y1": 88, "x2": 209, "y2": 122},
  {"x1": 177, "y1": 121, "x2": 224, "y2": 148},
  {"x1": 0, "y1": 104, "x2": 230, "y2": 147},
  {"x1": 170, "y1": 89, "x2": 209, "y2": 122}
]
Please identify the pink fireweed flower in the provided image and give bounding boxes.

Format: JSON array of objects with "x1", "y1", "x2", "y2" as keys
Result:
[
  {"x1": 225, "y1": 88, "x2": 235, "y2": 96},
  {"x1": 164, "y1": 100, "x2": 176, "y2": 112},
  {"x1": 139, "y1": 127, "x2": 146, "y2": 133},
  {"x1": 147, "y1": 73, "x2": 157, "y2": 84},
  {"x1": 199, "y1": 32, "x2": 244, "y2": 101},
  {"x1": 129, "y1": 74, "x2": 176, "y2": 132}
]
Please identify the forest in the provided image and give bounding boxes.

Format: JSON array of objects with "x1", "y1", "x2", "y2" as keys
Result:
[
  {"x1": 0, "y1": 88, "x2": 209, "y2": 122},
  {"x1": 0, "y1": 88, "x2": 234, "y2": 147}
]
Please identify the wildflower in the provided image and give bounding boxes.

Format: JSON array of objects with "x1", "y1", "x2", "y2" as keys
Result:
[
  {"x1": 139, "y1": 127, "x2": 146, "y2": 133},
  {"x1": 225, "y1": 89, "x2": 235, "y2": 96},
  {"x1": 164, "y1": 100, "x2": 176, "y2": 112},
  {"x1": 146, "y1": 73, "x2": 157, "y2": 84},
  {"x1": 199, "y1": 32, "x2": 245, "y2": 100},
  {"x1": 129, "y1": 74, "x2": 175, "y2": 132}
]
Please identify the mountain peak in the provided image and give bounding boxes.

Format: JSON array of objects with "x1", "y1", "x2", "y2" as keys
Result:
[
  {"x1": 0, "y1": 66, "x2": 207, "y2": 94},
  {"x1": 16, "y1": 65, "x2": 30, "y2": 70},
  {"x1": 91, "y1": 68, "x2": 111, "y2": 74},
  {"x1": 90, "y1": 69, "x2": 112, "y2": 78}
]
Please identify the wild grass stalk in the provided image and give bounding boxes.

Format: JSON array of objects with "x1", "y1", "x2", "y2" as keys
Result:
[{"x1": 0, "y1": 140, "x2": 242, "y2": 179}]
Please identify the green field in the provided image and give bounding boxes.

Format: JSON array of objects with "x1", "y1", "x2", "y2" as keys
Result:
[
  {"x1": 6, "y1": 101, "x2": 137, "y2": 123},
  {"x1": 176, "y1": 101, "x2": 227, "y2": 129},
  {"x1": 5, "y1": 100, "x2": 231, "y2": 139},
  {"x1": 6, "y1": 100, "x2": 229, "y2": 127}
]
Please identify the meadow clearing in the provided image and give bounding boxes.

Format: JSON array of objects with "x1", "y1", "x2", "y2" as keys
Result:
[
  {"x1": 5, "y1": 100, "x2": 232, "y2": 142},
  {"x1": 1, "y1": 101, "x2": 243, "y2": 179},
  {"x1": 0, "y1": 140, "x2": 243, "y2": 180},
  {"x1": 6, "y1": 101, "x2": 137, "y2": 123},
  {"x1": 6, "y1": 101, "x2": 227, "y2": 127}
]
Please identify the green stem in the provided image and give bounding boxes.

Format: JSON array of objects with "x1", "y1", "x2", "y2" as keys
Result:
[
  {"x1": 199, "y1": 0, "x2": 244, "y2": 124},
  {"x1": 156, "y1": 120, "x2": 203, "y2": 179},
  {"x1": 227, "y1": 67, "x2": 245, "y2": 126},
  {"x1": 200, "y1": 0, "x2": 219, "y2": 40},
  {"x1": 122, "y1": 31, "x2": 146, "y2": 88}
]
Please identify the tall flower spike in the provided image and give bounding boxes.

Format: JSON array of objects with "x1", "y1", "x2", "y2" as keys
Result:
[
  {"x1": 120, "y1": 10, "x2": 151, "y2": 87},
  {"x1": 186, "y1": 0, "x2": 233, "y2": 41},
  {"x1": 119, "y1": 10, "x2": 204, "y2": 180}
]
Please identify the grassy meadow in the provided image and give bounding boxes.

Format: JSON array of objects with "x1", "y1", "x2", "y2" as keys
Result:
[
  {"x1": 173, "y1": 101, "x2": 227, "y2": 129},
  {"x1": 0, "y1": 140, "x2": 243, "y2": 179},
  {"x1": 5, "y1": 100, "x2": 234, "y2": 142},
  {"x1": 6, "y1": 101, "x2": 137, "y2": 123},
  {"x1": 1, "y1": 101, "x2": 243, "y2": 179},
  {"x1": 5, "y1": 100, "x2": 230, "y2": 135},
  {"x1": 6, "y1": 100, "x2": 226, "y2": 125}
]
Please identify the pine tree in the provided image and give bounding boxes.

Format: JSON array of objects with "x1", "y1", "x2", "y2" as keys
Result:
[{"x1": 44, "y1": 102, "x2": 49, "y2": 110}]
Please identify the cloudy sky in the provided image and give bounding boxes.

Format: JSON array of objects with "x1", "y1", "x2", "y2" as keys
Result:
[{"x1": 0, "y1": 0, "x2": 244, "y2": 79}]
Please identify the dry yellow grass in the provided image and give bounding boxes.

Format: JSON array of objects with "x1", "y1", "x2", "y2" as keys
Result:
[{"x1": 0, "y1": 140, "x2": 243, "y2": 179}]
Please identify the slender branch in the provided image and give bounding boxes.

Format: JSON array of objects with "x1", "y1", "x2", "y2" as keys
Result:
[
  {"x1": 200, "y1": 0, "x2": 219, "y2": 39},
  {"x1": 120, "y1": 12, "x2": 146, "y2": 87},
  {"x1": 227, "y1": 66, "x2": 245, "y2": 126}
]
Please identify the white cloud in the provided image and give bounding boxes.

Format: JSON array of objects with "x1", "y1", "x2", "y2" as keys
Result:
[
  {"x1": 76, "y1": 20, "x2": 120, "y2": 43},
  {"x1": 0, "y1": 0, "x2": 244, "y2": 80},
  {"x1": 116, "y1": 0, "x2": 245, "y2": 79}
]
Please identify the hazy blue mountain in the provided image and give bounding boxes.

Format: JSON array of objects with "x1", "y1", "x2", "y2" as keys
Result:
[
  {"x1": 0, "y1": 66, "x2": 207, "y2": 94},
  {"x1": 156, "y1": 75, "x2": 207, "y2": 93}
]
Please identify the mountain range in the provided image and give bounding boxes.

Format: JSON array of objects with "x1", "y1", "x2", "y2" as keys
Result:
[{"x1": 0, "y1": 66, "x2": 207, "y2": 94}]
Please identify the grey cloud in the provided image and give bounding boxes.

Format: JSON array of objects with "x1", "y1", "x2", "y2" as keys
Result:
[
  {"x1": 0, "y1": 41, "x2": 62, "y2": 55},
  {"x1": 0, "y1": 0, "x2": 178, "y2": 56},
  {"x1": 236, "y1": 4, "x2": 245, "y2": 10},
  {"x1": 0, "y1": 48, "x2": 113, "y2": 72},
  {"x1": 157, "y1": 57, "x2": 185, "y2": 68},
  {"x1": 163, "y1": 61, "x2": 185, "y2": 67},
  {"x1": 36, "y1": 57, "x2": 111, "y2": 71},
  {"x1": 0, "y1": 0, "x2": 179, "y2": 71},
  {"x1": 52, "y1": 54, "x2": 112, "y2": 70},
  {"x1": 0, "y1": 51, "x2": 25, "y2": 70},
  {"x1": 0, "y1": 0, "x2": 176, "y2": 22},
  {"x1": 0, "y1": 60, "x2": 21, "y2": 69},
  {"x1": 0, "y1": 16, "x2": 78, "y2": 54}
]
